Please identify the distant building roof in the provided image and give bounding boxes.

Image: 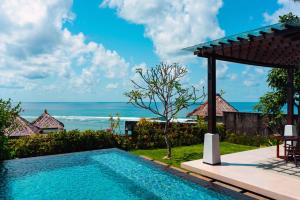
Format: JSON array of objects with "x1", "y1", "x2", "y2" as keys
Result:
[
  {"x1": 32, "y1": 110, "x2": 64, "y2": 130},
  {"x1": 5, "y1": 116, "x2": 41, "y2": 137},
  {"x1": 187, "y1": 94, "x2": 238, "y2": 117}
]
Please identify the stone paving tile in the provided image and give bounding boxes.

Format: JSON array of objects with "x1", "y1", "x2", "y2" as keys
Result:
[
  {"x1": 139, "y1": 155, "x2": 153, "y2": 161},
  {"x1": 188, "y1": 172, "x2": 213, "y2": 182},
  {"x1": 271, "y1": 167, "x2": 285, "y2": 172},
  {"x1": 212, "y1": 181, "x2": 243, "y2": 193},
  {"x1": 259, "y1": 159, "x2": 300, "y2": 179},
  {"x1": 295, "y1": 173, "x2": 300, "y2": 177},
  {"x1": 168, "y1": 166, "x2": 189, "y2": 174},
  {"x1": 243, "y1": 192, "x2": 272, "y2": 200},
  {"x1": 152, "y1": 160, "x2": 170, "y2": 167},
  {"x1": 291, "y1": 167, "x2": 300, "y2": 172},
  {"x1": 282, "y1": 170, "x2": 297, "y2": 175},
  {"x1": 280, "y1": 165, "x2": 294, "y2": 169}
]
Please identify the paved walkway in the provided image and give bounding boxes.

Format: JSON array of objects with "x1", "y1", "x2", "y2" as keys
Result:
[{"x1": 181, "y1": 146, "x2": 300, "y2": 200}]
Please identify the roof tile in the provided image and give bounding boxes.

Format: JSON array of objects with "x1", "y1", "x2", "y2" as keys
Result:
[{"x1": 187, "y1": 95, "x2": 238, "y2": 117}]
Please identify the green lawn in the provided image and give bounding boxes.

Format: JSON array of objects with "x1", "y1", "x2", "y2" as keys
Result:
[{"x1": 130, "y1": 142, "x2": 257, "y2": 168}]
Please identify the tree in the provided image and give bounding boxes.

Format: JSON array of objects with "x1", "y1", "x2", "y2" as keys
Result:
[
  {"x1": 0, "y1": 99, "x2": 21, "y2": 160},
  {"x1": 279, "y1": 12, "x2": 299, "y2": 22},
  {"x1": 125, "y1": 63, "x2": 204, "y2": 158},
  {"x1": 108, "y1": 113, "x2": 121, "y2": 134},
  {"x1": 255, "y1": 13, "x2": 300, "y2": 133}
]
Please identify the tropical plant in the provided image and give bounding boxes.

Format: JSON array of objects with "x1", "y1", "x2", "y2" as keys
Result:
[
  {"x1": 255, "y1": 13, "x2": 300, "y2": 133},
  {"x1": 9, "y1": 130, "x2": 123, "y2": 158},
  {"x1": 125, "y1": 63, "x2": 205, "y2": 158},
  {"x1": 0, "y1": 99, "x2": 21, "y2": 160}
]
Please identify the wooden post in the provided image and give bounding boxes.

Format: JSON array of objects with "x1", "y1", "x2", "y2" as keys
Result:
[
  {"x1": 287, "y1": 68, "x2": 294, "y2": 125},
  {"x1": 208, "y1": 56, "x2": 216, "y2": 133}
]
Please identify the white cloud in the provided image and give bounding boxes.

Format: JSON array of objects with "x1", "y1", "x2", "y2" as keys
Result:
[
  {"x1": 242, "y1": 66, "x2": 269, "y2": 87},
  {"x1": 201, "y1": 60, "x2": 236, "y2": 81},
  {"x1": 195, "y1": 78, "x2": 206, "y2": 90},
  {"x1": 101, "y1": 0, "x2": 224, "y2": 62},
  {"x1": 228, "y1": 73, "x2": 237, "y2": 81},
  {"x1": 68, "y1": 35, "x2": 129, "y2": 91},
  {"x1": 131, "y1": 63, "x2": 147, "y2": 78},
  {"x1": 264, "y1": 0, "x2": 300, "y2": 23},
  {"x1": 216, "y1": 61, "x2": 229, "y2": 79},
  {"x1": 0, "y1": 0, "x2": 73, "y2": 59},
  {"x1": 0, "y1": 0, "x2": 130, "y2": 93},
  {"x1": 255, "y1": 68, "x2": 265, "y2": 75},
  {"x1": 106, "y1": 83, "x2": 119, "y2": 89}
]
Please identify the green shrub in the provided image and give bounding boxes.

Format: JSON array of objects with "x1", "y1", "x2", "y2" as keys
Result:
[
  {"x1": 4, "y1": 122, "x2": 277, "y2": 160},
  {"x1": 225, "y1": 132, "x2": 277, "y2": 147},
  {"x1": 8, "y1": 130, "x2": 129, "y2": 159},
  {"x1": 131, "y1": 120, "x2": 226, "y2": 149},
  {"x1": 0, "y1": 135, "x2": 10, "y2": 160}
]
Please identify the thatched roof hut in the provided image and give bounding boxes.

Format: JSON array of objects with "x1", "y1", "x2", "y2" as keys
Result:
[
  {"x1": 187, "y1": 94, "x2": 238, "y2": 118},
  {"x1": 5, "y1": 116, "x2": 41, "y2": 137},
  {"x1": 32, "y1": 110, "x2": 64, "y2": 132}
]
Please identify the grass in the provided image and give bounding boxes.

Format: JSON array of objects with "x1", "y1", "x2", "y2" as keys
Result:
[{"x1": 130, "y1": 142, "x2": 257, "y2": 168}]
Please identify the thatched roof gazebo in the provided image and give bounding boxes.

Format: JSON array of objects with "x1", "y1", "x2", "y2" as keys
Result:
[
  {"x1": 5, "y1": 116, "x2": 41, "y2": 137},
  {"x1": 187, "y1": 94, "x2": 237, "y2": 118},
  {"x1": 32, "y1": 110, "x2": 64, "y2": 133}
]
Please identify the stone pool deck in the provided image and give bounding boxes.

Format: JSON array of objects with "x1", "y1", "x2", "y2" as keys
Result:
[
  {"x1": 181, "y1": 146, "x2": 300, "y2": 200},
  {"x1": 139, "y1": 155, "x2": 268, "y2": 199}
]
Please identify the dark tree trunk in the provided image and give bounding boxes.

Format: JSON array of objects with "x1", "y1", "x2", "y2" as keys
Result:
[
  {"x1": 297, "y1": 103, "x2": 300, "y2": 135},
  {"x1": 163, "y1": 120, "x2": 171, "y2": 158}
]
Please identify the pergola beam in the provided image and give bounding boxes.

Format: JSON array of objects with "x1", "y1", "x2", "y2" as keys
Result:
[
  {"x1": 194, "y1": 27, "x2": 300, "y2": 69},
  {"x1": 196, "y1": 28, "x2": 296, "y2": 55},
  {"x1": 198, "y1": 53, "x2": 294, "y2": 68},
  {"x1": 196, "y1": 36, "x2": 300, "y2": 68}
]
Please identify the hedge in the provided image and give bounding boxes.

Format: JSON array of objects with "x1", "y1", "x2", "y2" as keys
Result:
[
  {"x1": 4, "y1": 121, "x2": 218, "y2": 159},
  {"x1": 131, "y1": 119, "x2": 226, "y2": 149},
  {"x1": 225, "y1": 132, "x2": 277, "y2": 147},
  {"x1": 2, "y1": 120, "x2": 276, "y2": 160},
  {"x1": 7, "y1": 130, "x2": 130, "y2": 159}
]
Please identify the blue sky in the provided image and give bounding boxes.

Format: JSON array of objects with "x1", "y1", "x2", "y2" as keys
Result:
[{"x1": 0, "y1": 0, "x2": 299, "y2": 102}]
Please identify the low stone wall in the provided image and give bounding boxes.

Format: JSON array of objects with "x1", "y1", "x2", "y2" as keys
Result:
[
  {"x1": 223, "y1": 111, "x2": 297, "y2": 136},
  {"x1": 124, "y1": 120, "x2": 197, "y2": 135},
  {"x1": 223, "y1": 112, "x2": 268, "y2": 136},
  {"x1": 126, "y1": 112, "x2": 297, "y2": 137}
]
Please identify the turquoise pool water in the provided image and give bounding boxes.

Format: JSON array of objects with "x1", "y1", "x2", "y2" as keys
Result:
[{"x1": 0, "y1": 149, "x2": 246, "y2": 200}]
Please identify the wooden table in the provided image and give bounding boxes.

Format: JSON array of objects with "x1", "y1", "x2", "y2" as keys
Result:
[
  {"x1": 273, "y1": 134, "x2": 283, "y2": 158},
  {"x1": 273, "y1": 135, "x2": 299, "y2": 159},
  {"x1": 283, "y1": 136, "x2": 299, "y2": 161}
]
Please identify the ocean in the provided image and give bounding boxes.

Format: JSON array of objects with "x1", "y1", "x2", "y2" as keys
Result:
[{"x1": 21, "y1": 102, "x2": 258, "y2": 131}]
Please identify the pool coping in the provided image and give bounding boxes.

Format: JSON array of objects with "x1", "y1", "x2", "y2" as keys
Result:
[{"x1": 137, "y1": 155, "x2": 272, "y2": 200}]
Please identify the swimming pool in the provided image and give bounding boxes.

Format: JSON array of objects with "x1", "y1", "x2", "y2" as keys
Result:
[{"x1": 0, "y1": 149, "x2": 249, "y2": 200}]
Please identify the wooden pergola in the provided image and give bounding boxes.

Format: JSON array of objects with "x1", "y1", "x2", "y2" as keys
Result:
[
  {"x1": 184, "y1": 20, "x2": 300, "y2": 133},
  {"x1": 184, "y1": 20, "x2": 300, "y2": 134}
]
